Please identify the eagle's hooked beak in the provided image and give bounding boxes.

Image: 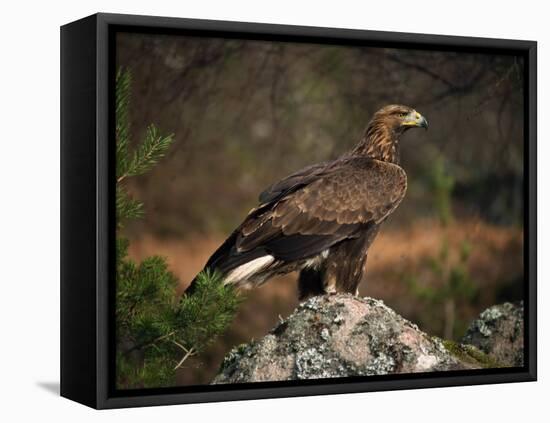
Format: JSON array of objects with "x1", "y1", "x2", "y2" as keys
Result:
[{"x1": 403, "y1": 110, "x2": 428, "y2": 130}]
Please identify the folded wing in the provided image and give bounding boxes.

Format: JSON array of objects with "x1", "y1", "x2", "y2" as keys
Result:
[{"x1": 206, "y1": 157, "x2": 407, "y2": 274}]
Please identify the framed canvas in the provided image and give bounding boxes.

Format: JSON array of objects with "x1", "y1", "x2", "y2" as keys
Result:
[{"x1": 60, "y1": 13, "x2": 537, "y2": 409}]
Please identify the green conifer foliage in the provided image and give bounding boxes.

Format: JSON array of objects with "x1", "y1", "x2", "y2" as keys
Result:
[{"x1": 115, "y1": 68, "x2": 242, "y2": 389}]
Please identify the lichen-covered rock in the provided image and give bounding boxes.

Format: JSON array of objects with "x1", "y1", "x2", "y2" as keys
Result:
[
  {"x1": 461, "y1": 301, "x2": 524, "y2": 367},
  {"x1": 213, "y1": 294, "x2": 491, "y2": 384}
]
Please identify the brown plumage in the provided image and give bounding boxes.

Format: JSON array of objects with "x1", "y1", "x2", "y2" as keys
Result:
[{"x1": 187, "y1": 104, "x2": 428, "y2": 299}]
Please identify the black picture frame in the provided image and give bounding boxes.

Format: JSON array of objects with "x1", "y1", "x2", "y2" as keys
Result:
[{"x1": 60, "y1": 12, "x2": 537, "y2": 409}]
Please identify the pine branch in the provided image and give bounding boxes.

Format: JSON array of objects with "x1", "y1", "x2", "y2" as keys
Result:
[
  {"x1": 116, "y1": 186, "x2": 144, "y2": 226},
  {"x1": 176, "y1": 269, "x2": 243, "y2": 355},
  {"x1": 118, "y1": 125, "x2": 174, "y2": 183},
  {"x1": 113, "y1": 66, "x2": 240, "y2": 389}
]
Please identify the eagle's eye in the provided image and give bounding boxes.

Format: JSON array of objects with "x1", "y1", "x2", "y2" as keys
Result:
[{"x1": 398, "y1": 112, "x2": 407, "y2": 118}]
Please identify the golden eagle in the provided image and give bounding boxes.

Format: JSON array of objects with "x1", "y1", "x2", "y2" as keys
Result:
[{"x1": 188, "y1": 105, "x2": 428, "y2": 299}]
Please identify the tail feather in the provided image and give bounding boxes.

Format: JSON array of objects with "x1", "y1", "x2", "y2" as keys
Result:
[{"x1": 185, "y1": 231, "x2": 268, "y2": 295}]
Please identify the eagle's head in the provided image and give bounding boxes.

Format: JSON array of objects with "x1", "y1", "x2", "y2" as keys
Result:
[
  {"x1": 355, "y1": 104, "x2": 428, "y2": 164},
  {"x1": 372, "y1": 104, "x2": 428, "y2": 133}
]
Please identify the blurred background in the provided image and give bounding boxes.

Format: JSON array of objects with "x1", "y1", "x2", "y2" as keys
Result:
[{"x1": 116, "y1": 31, "x2": 524, "y2": 386}]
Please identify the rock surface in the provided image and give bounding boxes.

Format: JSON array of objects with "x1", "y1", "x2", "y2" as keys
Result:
[
  {"x1": 462, "y1": 301, "x2": 524, "y2": 367},
  {"x1": 213, "y1": 294, "x2": 521, "y2": 384}
]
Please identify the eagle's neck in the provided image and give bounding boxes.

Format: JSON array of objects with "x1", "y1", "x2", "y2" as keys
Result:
[{"x1": 352, "y1": 120, "x2": 401, "y2": 164}]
